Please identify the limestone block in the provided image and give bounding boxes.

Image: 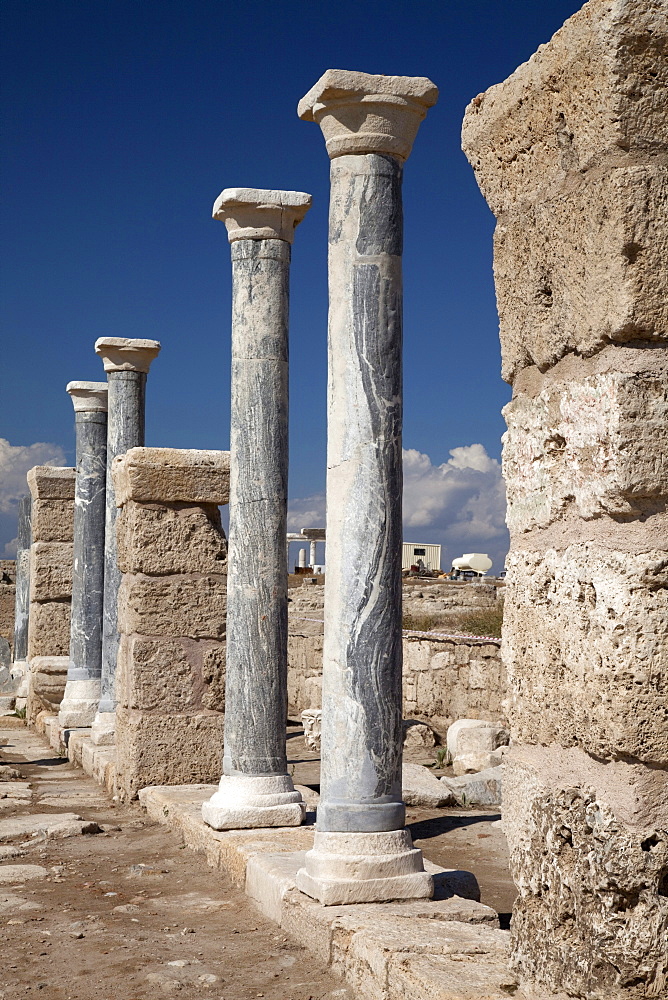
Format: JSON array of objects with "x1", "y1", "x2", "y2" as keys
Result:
[
  {"x1": 29, "y1": 542, "x2": 73, "y2": 602},
  {"x1": 402, "y1": 763, "x2": 453, "y2": 807},
  {"x1": 117, "y1": 575, "x2": 226, "y2": 640},
  {"x1": 505, "y1": 367, "x2": 668, "y2": 531},
  {"x1": 30, "y1": 500, "x2": 74, "y2": 543},
  {"x1": 504, "y1": 746, "x2": 668, "y2": 997},
  {"x1": 115, "y1": 708, "x2": 225, "y2": 799},
  {"x1": 456, "y1": 724, "x2": 509, "y2": 756},
  {"x1": 453, "y1": 749, "x2": 506, "y2": 776},
  {"x1": 402, "y1": 719, "x2": 436, "y2": 748},
  {"x1": 116, "y1": 636, "x2": 198, "y2": 712},
  {"x1": 446, "y1": 718, "x2": 499, "y2": 756},
  {"x1": 27, "y1": 466, "x2": 75, "y2": 501},
  {"x1": 440, "y1": 767, "x2": 503, "y2": 808},
  {"x1": 503, "y1": 544, "x2": 668, "y2": 763},
  {"x1": 201, "y1": 643, "x2": 225, "y2": 711},
  {"x1": 116, "y1": 502, "x2": 227, "y2": 576},
  {"x1": 27, "y1": 655, "x2": 68, "y2": 721},
  {"x1": 492, "y1": 166, "x2": 668, "y2": 380},
  {"x1": 461, "y1": 0, "x2": 668, "y2": 216},
  {"x1": 27, "y1": 601, "x2": 71, "y2": 659},
  {"x1": 112, "y1": 447, "x2": 230, "y2": 506}
]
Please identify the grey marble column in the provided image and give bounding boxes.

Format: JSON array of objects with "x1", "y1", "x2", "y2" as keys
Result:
[
  {"x1": 296, "y1": 70, "x2": 438, "y2": 904},
  {"x1": 91, "y1": 338, "x2": 161, "y2": 745},
  {"x1": 13, "y1": 495, "x2": 32, "y2": 664},
  {"x1": 58, "y1": 382, "x2": 108, "y2": 728},
  {"x1": 202, "y1": 188, "x2": 311, "y2": 830}
]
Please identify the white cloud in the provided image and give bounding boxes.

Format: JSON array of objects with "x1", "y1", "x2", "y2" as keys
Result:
[
  {"x1": 288, "y1": 444, "x2": 509, "y2": 572},
  {"x1": 0, "y1": 438, "x2": 67, "y2": 513},
  {"x1": 0, "y1": 439, "x2": 68, "y2": 558}
]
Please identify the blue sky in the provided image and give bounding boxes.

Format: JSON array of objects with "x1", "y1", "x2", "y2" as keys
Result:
[{"x1": 1, "y1": 0, "x2": 583, "y2": 569}]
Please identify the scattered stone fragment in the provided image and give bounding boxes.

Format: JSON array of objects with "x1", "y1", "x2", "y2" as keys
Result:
[
  {"x1": 440, "y1": 766, "x2": 502, "y2": 807},
  {"x1": 402, "y1": 719, "x2": 437, "y2": 748},
  {"x1": 402, "y1": 763, "x2": 455, "y2": 807},
  {"x1": 0, "y1": 812, "x2": 101, "y2": 842},
  {"x1": 453, "y1": 747, "x2": 507, "y2": 776}
]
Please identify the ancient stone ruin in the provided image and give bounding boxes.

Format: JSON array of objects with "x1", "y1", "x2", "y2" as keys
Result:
[
  {"x1": 2, "y1": 2, "x2": 666, "y2": 997},
  {"x1": 463, "y1": 0, "x2": 668, "y2": 994}
]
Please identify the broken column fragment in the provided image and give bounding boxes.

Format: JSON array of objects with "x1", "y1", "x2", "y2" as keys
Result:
[
  {"x1": 462, "y1": 1, "x2": 668, "y2": 995},
  {"x1": 112, "y1": 446, "x2": 229, "y2": 800},
  {"x1": 295, "y1": 70, "x2": 437, "y2": 905},
  {"x1": 201, "y1": 187, "x2": 311, "y2": 830}
]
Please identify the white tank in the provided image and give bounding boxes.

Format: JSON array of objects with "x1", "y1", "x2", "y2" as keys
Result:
[{"x1": 451, "y1": 553, "x2": 493, "y2": 575}]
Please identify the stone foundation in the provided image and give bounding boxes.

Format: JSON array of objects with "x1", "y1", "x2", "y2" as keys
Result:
[
  {"x1": 112, "y1": 447, "x2": 230, "y2": 799},
  {"x1": 463, "y1": 1, "x2": 668, "y2": 995}
]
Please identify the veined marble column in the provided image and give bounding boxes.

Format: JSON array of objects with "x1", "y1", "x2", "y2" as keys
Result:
[
  {"x1": 202, "y1": 188, "x2": 311, "y2": 830},
  {"x1": 296, "y1": 70, "x2": 438, "y2": 904},
  {"x1": 13, "y1": 495, "x2": 32, "y2": 664},
  {"x1": 59, "y1": 382, "x2": 108, "y2": 728},
  {"x1": 91, "y1": 338, "x2": 161, "y2": 745}
]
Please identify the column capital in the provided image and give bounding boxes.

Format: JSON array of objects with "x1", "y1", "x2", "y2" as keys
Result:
[
  {"x1": 298, "y1": 69, "x2": 438, "y2": 161},
  {"x1": 212, "y1": 188, "x2": 312, "y2": 243},
  {"x1": 66, "y1": 381, "x2": 108, "y2": 413},
  {"x1": 95, "y1": 337, "x2": 161, "y2": 374}
]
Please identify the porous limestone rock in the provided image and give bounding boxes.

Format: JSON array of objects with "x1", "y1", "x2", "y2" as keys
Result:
[
  {"x1": 112, "y1": 447, "x2": 229, "y2": 799},
  {"x1": 26, "y1": 656, "x2": 68, "y2": 721},
  {"x1": 452, "y1": 749, "x2": 506, "y2": 776},
  {"x1": 440, "y1": 767, "x2": 502, "y2": 808},
  {"x1": 112, "y1": 447, "x2": 230, "y2": 507},
  {"x1": 29, "y1": 542, "x2": 73, "y2": 602},
  {"x1": 503, "y1": 544, "x2": 668, "y2": 764},
  {"x1": 402, "y1": 763, "x2": 453, "y2": 808},
  {"x1": 446, "y1": 718, "x2": 499, "y2": 757},
  {"x1": 463, "y1": 1, "x2": 668, "y2": 994},
  {"x1": 402, "y1": 719, "x2": 437, "y2": 749}
]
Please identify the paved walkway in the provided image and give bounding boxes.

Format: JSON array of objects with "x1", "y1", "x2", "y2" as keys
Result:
[{"x1": 0, "y1": 720, "x2": 352, "y2": 1000}]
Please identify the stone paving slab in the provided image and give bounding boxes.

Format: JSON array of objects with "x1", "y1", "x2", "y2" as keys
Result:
[{"x1": 138, "y1": 784, "x2": 548, "y2": 999}]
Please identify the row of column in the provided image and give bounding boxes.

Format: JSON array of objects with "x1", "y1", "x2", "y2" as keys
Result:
[
  {"x1": 202, "y1": 70, "x2": 439, "y2": 905},
  {"x1": 14, "y1": 68, "x2": 439, "y2": 908},
  {"x1": 14, "y1": 338, "x2": 161, "y2": 743}
]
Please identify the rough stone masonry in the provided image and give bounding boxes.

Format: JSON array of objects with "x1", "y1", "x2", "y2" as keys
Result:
[
  {"x1": 462, "y1": 1, "x2": 668, "y2": 997},
  {"x1": 112, "y1": 446, "x2": 229, "y2": 800}
]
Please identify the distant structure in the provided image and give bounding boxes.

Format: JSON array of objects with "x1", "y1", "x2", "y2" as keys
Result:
[
  {"x1": 451, "y1": 553, "x2": 493, "y2": 578},
  {"x1": 402, "y1": 542, "x2": 441, "y2": 572}
]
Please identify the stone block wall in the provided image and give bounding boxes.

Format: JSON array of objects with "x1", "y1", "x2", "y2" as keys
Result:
[
  {"x1": 463, "y1": 2, "x2": 668, "y2": 997},
  {"x1": 287, "y1": 587, "x2": 505, "y2": 735},
  {"x1": 112, "y1": 447, "x2": 229, "y2": 799},
  {"x1": 26, "y1": 466, "x2": 75, "y2": 663}
]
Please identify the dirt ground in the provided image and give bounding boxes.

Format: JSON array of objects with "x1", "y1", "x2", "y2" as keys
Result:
[
  {"x1": 0, "y1": 722, "x2": 353, "y2": 1000},
  {"x1": 0, "y1": 719, "x2": 515, "y2": 999}
]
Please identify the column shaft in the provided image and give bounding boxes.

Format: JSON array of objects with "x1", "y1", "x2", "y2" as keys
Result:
[
  {"x1": 224, "y1": 238, "x2": 289, "y2": 775},
  {"x1": 13, "y1": 495, "x2": 32, "y2": 662},
  {"x1": 318, "y1": 153, "x2": 404, "y2": 833},
  {"x1": 99, "y1": 371, "x2": 146, "y2": 714}
]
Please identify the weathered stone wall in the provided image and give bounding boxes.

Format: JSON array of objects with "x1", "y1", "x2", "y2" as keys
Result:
[
  {"x1": 24, "y1": 467, "x2": 75, "y2": 723},
  {"x1": 112, "y1": 447, "x2": 229, "y2": 799},
  {"x1": 463, "y1": 2, "x2": 668, "y2": 997},
  {"x1": 287, "y1": 586, "x2": 504, "y2": 735}
]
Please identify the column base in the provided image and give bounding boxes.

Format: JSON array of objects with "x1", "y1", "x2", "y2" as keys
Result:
[
  {"x1": 202, "y1": 774, "x2": 306, "y2": 830},
  {"x1": 296, "y1": 829, "x2": 434, "y2": 905},
  {"x1": 90, "y1": 710, "x2": 116, "y2": 746},
  {"x1": 58, "y1": 678, "x2": 101, "y2": 728}
]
